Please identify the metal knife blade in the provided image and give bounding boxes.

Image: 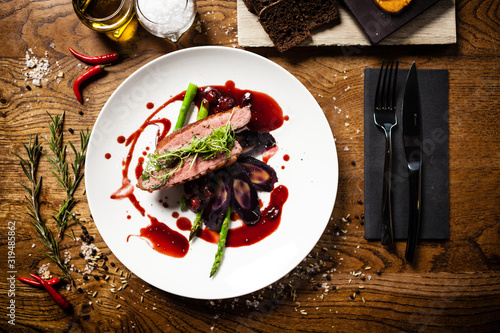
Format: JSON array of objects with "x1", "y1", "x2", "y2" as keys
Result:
[{"x1": 402, "y1": 62, "x2": 422, "y2": 262}]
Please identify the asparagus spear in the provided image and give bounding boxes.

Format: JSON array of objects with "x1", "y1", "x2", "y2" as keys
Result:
[
  {"x1": 210, "y1": 207, "x2": 231, "y2": 277},
  {"x1": 174, "y1": 88, "x2": 231, "y2": 276},
  {"x1": 188, "y1": 98, "x2": 211, "y2": 240},
  {"x1": 197, "y1": 99, "x2": 209, "y2": 120},
  {"x1": 174, "y1": 82, "x2": 198, "y2": 131},
  {"x1": 189, "y1": 211, "x2": 203, "y2": 241}
]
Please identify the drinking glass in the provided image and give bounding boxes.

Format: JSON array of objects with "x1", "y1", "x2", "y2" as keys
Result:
[
  {"x1": 134, "y1": 0, "x2": 197, "y2": 42},
  {"x1": 72, "y1": 0, "x2": 136, "y2": 38}
]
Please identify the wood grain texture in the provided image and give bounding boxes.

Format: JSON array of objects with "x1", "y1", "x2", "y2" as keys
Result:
[
  {"x1": 237, "y1": 0, "x2": 457, "y2": 47},
  {"x1": 1, "y1": 0, "x2": 499, "y2": 332}
]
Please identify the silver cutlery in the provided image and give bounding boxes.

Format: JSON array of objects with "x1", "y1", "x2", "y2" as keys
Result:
[
  {"x1": 402, "y1": 62, "x2": 423, "y2": 262},
  {"x1": 373, "y1": 60, "x2": 399, "y2": 245}
]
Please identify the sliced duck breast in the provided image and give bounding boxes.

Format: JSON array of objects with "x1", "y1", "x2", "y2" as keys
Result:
[{"x1": 137, "y1": 106, "x2": 252, "y2": 191}]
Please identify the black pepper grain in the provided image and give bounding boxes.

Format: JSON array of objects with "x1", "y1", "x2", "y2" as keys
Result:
[
  {"x1": 110, "y1": 262, "x2": 116, "y2": 267},
  {"x1": 355, "y1": 288, "x2": 361, "y2": 294},
  {"x1": 79, "y1": 111, "x2": 84, "y2": 115},
  {"x1": 357, "y1": 199, "x2": 363, "y2": 205},
  {"x1": 77, "y1": 287, "x2": 84, "y2": 293},
  {"x1": 93, "y1": 275, "x2": 100, "y2": 281},
  {"x1": 26, "y1": 85, "x2": 32, "y2": 91},
  {"x1": 376, "y1": 270, "x2": 382, "y2": 276},
  {"x1": 326, "y1": 275, "x2": 332, "y2": 281},
  {"x1": 351, "y1": 161, "x2": 356, "y2": 166},
  {"x1": 68, "y1": 128, "x2": 74, "y2": 134}
]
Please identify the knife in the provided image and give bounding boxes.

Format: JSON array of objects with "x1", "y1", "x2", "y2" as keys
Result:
[{"x1": 402, "y1": 62, "x2": 422, "y2": 262}]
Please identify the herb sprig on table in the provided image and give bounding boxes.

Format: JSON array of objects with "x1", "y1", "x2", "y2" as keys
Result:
[
  {"x1": 14, "y1": 112, "x2": 90, "y2": 282},
  {"x1": 45, "y1": 112, "x2": 90, "y2": 240}
]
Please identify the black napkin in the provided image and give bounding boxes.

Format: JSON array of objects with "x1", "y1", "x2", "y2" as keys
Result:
[
  {"x1": 341, "y1": 0, "x2": 442, "y2": 44},
  {"x1": 364, "y1": 67, "x2": 449, "y2": 240}
]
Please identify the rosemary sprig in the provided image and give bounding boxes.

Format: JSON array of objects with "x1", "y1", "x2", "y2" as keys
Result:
[
  {"x1": 14, "y1": 112, "x2": 91, "y2": 282},
  {"x1": 44, "y1": 112, "x2": 90, "y2": 239},
  {"x1": 13, "y1": 134, "x2": 69, "y2": 279}
]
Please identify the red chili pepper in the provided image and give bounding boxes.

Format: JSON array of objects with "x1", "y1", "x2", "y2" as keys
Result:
[
  {"x1": 74, "y1": 64, "x2": 108, "y2": 104},
  {"x1": 69, "y1": 47, "x2": 119, "y2": 65},
  {"x1": 18, "y1": 276, "x2": 61, "y2": 288},
  {"x1": 30, "y1": 274, "x2": 70, "y2": 310}
]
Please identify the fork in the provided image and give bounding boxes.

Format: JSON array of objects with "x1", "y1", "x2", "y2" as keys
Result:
[{"x1": 373, "y1": 60, "x2": 399, "y2": 245}]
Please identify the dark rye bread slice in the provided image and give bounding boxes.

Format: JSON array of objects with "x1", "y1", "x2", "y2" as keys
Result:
[
  {"x1": 258, "y1": 0, "x2": 311, "y2": 52},
  {"x1": 242, "y1": 0, "x2": 257, "y2": 14},
  {"x1": 297, "y1": 0, "x2": 340, "y2": 30}
]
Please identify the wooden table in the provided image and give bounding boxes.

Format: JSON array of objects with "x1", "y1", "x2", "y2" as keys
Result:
[{"x1": 1, "y1": 0, "x2": 499, "y2": 332}]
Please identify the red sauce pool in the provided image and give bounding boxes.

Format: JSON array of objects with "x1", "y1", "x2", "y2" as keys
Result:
[
  {"x1": 196, "y1": 81, "x2": 284, "y2": 132},
  {"x1": 129, "y1": 215, "x2": 188, "y2": 258},
  {"x1": 146, "y1": 102, "x2": 154, "y2": 109},
  {"x1": 199, "y1": 185, "x2": 288, "y2": 247},
  {"x1": 176, "y1": 217, "x2": 192, "y2": 231},
  {"x1": 283, "y1": 154, "x2": 290, "y2": 162},
  {"x1": 117, "y1": 136, "x2": 126, "y2": 144},
  {"x1": 105, "y1": 153, "x2": 111, "y2": 159}
]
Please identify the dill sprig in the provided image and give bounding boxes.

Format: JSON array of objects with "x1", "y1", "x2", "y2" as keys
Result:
[
  {"x1": 142, "y1": 122, "x2": 235, "y2": 183},
  {"x1": 14, "y1": 112, "x2": 91, "y2": 282}
]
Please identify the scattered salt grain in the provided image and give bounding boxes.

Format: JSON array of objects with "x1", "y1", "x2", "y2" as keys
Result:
[{"x1": 22, "y1": 50, "x2": 51, "y2": 87}]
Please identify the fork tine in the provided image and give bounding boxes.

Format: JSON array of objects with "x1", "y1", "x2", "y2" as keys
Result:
[
  {"x1": 389, "y1": 60, "x2": 399, "y2": 110},
  {"x1": 375, "y1": 60, "x2": 385, "y2": 109},
  {"x1": 382, "y1": 60, "x2": 393, "y2": 109}
]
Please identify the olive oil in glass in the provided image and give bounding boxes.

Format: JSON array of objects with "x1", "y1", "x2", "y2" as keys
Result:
[{"x1": 72, "y1": 0, "x2": 135, "y2": 38}]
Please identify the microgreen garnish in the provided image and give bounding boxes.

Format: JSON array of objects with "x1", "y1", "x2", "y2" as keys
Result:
[{"x1": 142, "y1": 121, "x2": 235, "y2": 183}]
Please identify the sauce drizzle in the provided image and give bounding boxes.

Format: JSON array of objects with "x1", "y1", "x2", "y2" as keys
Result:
[{"x1": 128, "y1": 215, "x2": 189, "y2": 258}]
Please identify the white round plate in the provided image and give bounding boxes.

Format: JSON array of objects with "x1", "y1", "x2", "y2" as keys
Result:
[{"x1": 85, "y1": 46, "x2": 338, "y2": 299}]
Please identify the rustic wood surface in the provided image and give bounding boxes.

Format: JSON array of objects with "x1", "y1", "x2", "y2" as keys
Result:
[{"x1": 1, "y1": 0, "x2": 499, "y2": 332}]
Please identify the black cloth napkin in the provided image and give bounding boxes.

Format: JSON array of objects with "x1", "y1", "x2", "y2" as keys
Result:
[{"x1": 364, "y1": 67, "x2": 449, "y2": 240}]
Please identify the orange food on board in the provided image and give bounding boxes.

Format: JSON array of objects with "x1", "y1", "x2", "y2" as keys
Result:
[{"x1": 374, "y1": 0, "x2": 412, "y2": 13}]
